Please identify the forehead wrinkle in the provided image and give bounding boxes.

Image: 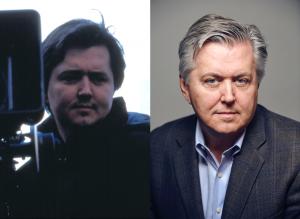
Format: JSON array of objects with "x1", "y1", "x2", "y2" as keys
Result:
[
  {"x1": 205, "y1": 42, "x2": 253, "y2": 63},
  {"x1": 216, "y1": 45, "x2": 244, "y2": 64}
]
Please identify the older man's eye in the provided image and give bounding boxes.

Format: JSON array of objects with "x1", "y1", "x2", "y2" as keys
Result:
[
  {"x1": 236, "y1": 79, "x2": 247, "y2": 84},
  {"x1": 207, "y1": 79, "x2": 217, "y2": 84}
]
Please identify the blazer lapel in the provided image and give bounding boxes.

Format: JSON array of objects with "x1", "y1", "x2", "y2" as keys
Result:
[
  {"x1": 222, "y1": 106, "x2": 266, "y2": 219},
  {"x1": 173, "y1": 116, "x2": 205, "y2": 219}
]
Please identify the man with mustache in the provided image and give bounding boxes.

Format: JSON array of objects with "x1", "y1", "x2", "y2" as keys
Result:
[
  {"x1": 151, "y1": 14, "x2": 300, "y2": 218},
  {"x1": 15, "y1": 17, "x2": 149, "y2": 218}
]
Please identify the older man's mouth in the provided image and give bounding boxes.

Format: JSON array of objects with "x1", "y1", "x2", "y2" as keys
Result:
[{"x1": 215, "y1": 111, "x2": 238, "y2": 117}]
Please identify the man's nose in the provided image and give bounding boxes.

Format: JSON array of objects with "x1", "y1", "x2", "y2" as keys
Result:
[
  {"x1": 220, "y1": 80, "x2": 235, "y2": 104},
  {"x1": 78, "y1": 76, "x2": 93, "y2": 97}
]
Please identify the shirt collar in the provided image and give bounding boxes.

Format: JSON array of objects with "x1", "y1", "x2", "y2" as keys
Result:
[{"x1": 195, "y1": 119, "x2": 246, "y2": 158}]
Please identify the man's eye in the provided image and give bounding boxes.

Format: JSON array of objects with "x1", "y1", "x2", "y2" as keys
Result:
[
  {"x1": 236, "y1": 79, "x2": 247, "y2": 84},
  {"x1": 207, "y1": 79, "x2": 217, "y2": 84},
  {"x1": 62, "y1": 74, "x2": 81, "y2": 83},
  {"x1": 89, "y1": 73, "x2": 108, "y2": 85},
  {"x1": 58, "y1": 71, "x2": 82, "y2": 84}
]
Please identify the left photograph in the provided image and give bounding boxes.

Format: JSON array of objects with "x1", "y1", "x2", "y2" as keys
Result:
[{"x1": 0, "y1": 1, "x2": 150, "y2": 218}]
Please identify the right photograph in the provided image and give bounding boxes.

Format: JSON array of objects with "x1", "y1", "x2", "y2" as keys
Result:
[{"x1": 150, "y1": 0, "x2": 300, "y2": 218}]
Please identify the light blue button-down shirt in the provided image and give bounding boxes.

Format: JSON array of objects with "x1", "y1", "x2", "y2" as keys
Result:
[{"x1": 195, "y1": 119, "x2": 246, "y2": 219}]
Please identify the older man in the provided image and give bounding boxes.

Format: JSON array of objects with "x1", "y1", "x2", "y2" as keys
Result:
[
  {"x1": 151, "y1": 14, "x2": 300, "y2": 219},
  {"x1": 14, "y1": 17, "x2": 149, "y2": 218}
]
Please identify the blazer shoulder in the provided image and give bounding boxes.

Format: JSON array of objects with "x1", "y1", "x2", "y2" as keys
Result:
[
  {"x1": 258, "y1": 104, "x2": 300, "y2": 130},
  {"x1": 151, "y1": 114, "x2": 197, "y2": 155}
]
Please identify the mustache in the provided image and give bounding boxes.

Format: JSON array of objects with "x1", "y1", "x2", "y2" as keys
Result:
[{"x1": 72, "y1": 102, "x2": 97, "y2": 110}]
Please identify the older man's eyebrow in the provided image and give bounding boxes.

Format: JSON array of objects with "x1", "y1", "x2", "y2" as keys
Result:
[
  {"x1": 201, "y1": 72, "x2": 252, "y2": 79},
  {"x1": 201, "y1": 73, "x2": 223, "y2": 79},
  {"x1": 233, "y1": 72, "x2": 252, "y2": 79}
]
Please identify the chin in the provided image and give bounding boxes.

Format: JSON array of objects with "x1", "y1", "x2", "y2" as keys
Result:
[
  {"x1": 214, "y1": 123, "x2": 246, "y2": 135},
  {"x1": 204, "y1": 121, "x2": 237, "y2": 133},
  {"x1": 71, "y1": 117, "x2": 99, "y2": 127},
  {"x1": 215, "y1": 128, "x2": 238, "y2": 135}
]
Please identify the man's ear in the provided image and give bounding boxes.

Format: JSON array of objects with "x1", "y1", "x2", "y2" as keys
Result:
[
  {"x1": 45, "y1": 93, "x2": 49, "y2": 104},
  {"x1": 179, "y1": 75, "x2": 191, "y2": 104}
]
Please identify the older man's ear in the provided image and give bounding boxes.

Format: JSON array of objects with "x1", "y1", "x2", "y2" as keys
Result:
[{"x1": 179, "y1": 74, "x2": 191, "y2": 105}]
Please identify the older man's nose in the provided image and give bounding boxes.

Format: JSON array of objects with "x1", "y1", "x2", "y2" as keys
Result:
[{"x1": 220, "y1": 81, "x2": 235, "y2": 104}]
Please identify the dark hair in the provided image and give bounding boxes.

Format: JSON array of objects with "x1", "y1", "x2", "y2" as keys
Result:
[{"x1": 43, "y1": 16, "x2": 125, "y2": 113}]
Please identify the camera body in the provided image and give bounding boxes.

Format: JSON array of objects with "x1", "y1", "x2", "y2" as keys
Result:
[
  {"x1": 0, "y1": 10, "x2": 44, "y2": 136},
  {"x1": 0, "y1": 11, "x2": 55, "y2": 217}
]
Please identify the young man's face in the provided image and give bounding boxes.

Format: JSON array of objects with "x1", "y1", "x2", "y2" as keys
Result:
[{"x1": 47, "y1": 46, "x2": 114, "y2": 130}]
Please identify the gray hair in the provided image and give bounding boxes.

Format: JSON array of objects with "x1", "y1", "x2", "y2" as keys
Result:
[{"x1": 179, "y1": 14, "x2": 268, "y2": 84}]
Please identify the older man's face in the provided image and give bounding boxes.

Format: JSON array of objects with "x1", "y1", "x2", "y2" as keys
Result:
[
  {"x1": 180, "y1": 41, "x2": 258, "y2": 136},
  {"x1": 47, "y1": 46, "x2": 114, "y2": 129}
]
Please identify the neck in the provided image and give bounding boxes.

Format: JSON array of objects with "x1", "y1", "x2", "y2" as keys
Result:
[
  {"x1": 55, "y1": 122, "x2": 69, "y2": 143},
  {"x1": 200, "y1": 123, "x2": 244, "y2": 164}
]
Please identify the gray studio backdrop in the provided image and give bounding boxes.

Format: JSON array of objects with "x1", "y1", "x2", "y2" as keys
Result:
[{"x1": 151, "y1": 0, "x2": 300, "y2": 131}]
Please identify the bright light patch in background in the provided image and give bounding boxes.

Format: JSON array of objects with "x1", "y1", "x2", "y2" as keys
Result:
[
  {"x1": 2, "y1": 0, "x2": 150, "y2": 118},
  {"x1": 14, "y1": 157, "x2": 31, "y2": 170}
]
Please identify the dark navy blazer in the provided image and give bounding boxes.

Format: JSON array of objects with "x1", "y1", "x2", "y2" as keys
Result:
[{"x1": 151, "y1": 104, "x2": 300, "y2": 219}]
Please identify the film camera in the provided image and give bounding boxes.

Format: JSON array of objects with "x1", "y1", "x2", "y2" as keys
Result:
[{"x1": 0, "y1": 10, "x2": 55, "y2": 217}]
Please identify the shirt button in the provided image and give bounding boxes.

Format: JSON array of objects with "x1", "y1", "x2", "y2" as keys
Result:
[
  {"x1": 201, "y1": 146, "x2": 205, "y2": 150},
  {"x1": 218, "y1": 172, "x2": 222, "y2": 178},
  {"x1": 216, "y1": 208, "x2": 221, "y2": 213}
]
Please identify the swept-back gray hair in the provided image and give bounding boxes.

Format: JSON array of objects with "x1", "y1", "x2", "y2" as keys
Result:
[{"x1": 179, "y1": 14, "x2": 268, "y2": 84}]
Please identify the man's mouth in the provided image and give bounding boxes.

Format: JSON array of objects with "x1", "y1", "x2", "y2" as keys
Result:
[
  {"x1": 73, "y1": 103, "x2": 97, "y2": 110},
  {"x1": 216, "y1": 112, "x2": 237, "y2": 114},
  {"x1": 215, "y1": 111, "x2": 238, "y2": 116}
]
